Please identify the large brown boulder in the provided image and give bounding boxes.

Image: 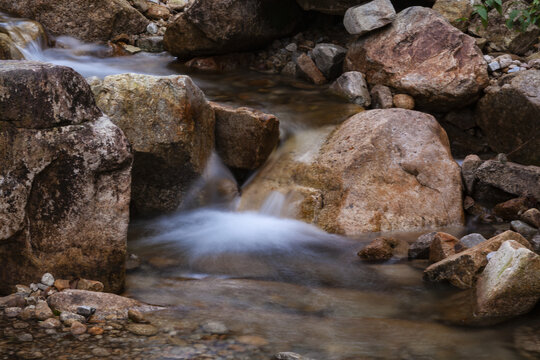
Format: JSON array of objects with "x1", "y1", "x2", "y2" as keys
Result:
[
  {"x1": 164, "y1": 0, "x2": 303, "y2": 59},
  {"x1": 0, "y1": 0, "x2": 149, "y2": 42},
  {"x1": 0, "y1": 61, "x2": 132, "y2": 294},
  {"x1": 423, "y1": 231, "x2": 532, "y2": 289},
  {"x1": 90, "y1": 73, "x2": 214, "y2": 216},
  {"x1": 211, "y1": 102, "x2": 279, "y2": 171},
  {"x1": 476, "y1": 70, "x2": 540, "y2": 166},
  {"x1": 344, "y1": 6, "x2": 489, "y2": 111},
  {"x1": 240, "y1": 109, "x2": 464, "y2": 235}
]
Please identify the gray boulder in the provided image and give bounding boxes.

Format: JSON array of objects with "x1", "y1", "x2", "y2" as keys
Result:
[
  {"x1": 312, "y1": 43, "x2": 347, "y2": 79},
  {"x1": 343, "y1": 0, "x2": 396, "y2": 36}
]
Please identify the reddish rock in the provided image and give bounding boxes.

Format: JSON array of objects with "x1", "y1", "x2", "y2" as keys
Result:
[
  {"x1": 75, "y1": 279, "x2": 104, "y2": 292},
  {"x1": 70, "y1": 321, "x2": 87, "y2": 335},
  {"x1": 358, "y1": 237, "x2": 409, "y2": 261},
  {"x1": 494, "y1": 197, "x2": 535, "y2": 221},
  {"x1": 88, "y1": 326, "x2": 104, "y2": 335},
  {"x1": 146, "y1": 3, "x2": 170, "y2": 20},
  {"x1": 53, "y1": 280, "x2": 71, "y2": 292},
  {"x1": 296, "y1": 53, "x2": 327, "y2": 85},
  {"x1": 393, "y1": 94, "x2": 415, "y2": 110},
  {"x1": 429, "y1": 233, "x2": 459, "y2": 263},
  {"x1": 521, "y1": 208, "x2": 540, "y2": 229},
  {"x1": 345, "y1": 7, "x2": 488, "y2": 111}
]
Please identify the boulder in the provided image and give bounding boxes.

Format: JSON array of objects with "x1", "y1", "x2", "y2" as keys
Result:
[
  {"x1": 311, "y1": 43, "x2": 347, "y2": 79},
  {"x1": 343, "y1": 0, "x2": 396, "y2": 36},
  {"x1": 91, "y1": 73, "x2": 214, "y2": 216},
  {"x1": 211, "y1": 102, "x2": 280, "y2": 170},
  {"x1": 357, "y1": 237, "x2": 408, "y2": 261},
  {"x1": 476, "y1": 70, "x2": 540, "y2": 166},
  {"x1": 423, "y1": 231, "x2": 532, "y2": 289},
  {"x1": 345, "y1": 7, "x2": 488, "y2": 111},
  {"x1": 429, "y1": 233, "x2": 459, "y2": 263},
  {"x1": 468, "y1": 0, "x2": 540, "y2": 55},
  {"x1": 0, "y1": 61, "x2": 132, "y2": 294},
  {"x1": 164, "y1": 0, "x2": 302, "y2": 59},
  {"x1": 475, "y1": 240, "x2": 540, "y2": 320},
  {"x1": 329, "y1": 71, "x2": 371, "y2": 107},
  {"x1": 47, "y1": 290, "x2": 159, "y2": 320},
  {"x1": 432, "y1": 0, "x2": 473, "y2": 32},
  {"x1": 295, "y1": 0, "x2": 369, "y2": 14},
  {"x1": 240, "y1": 109, "x2": 464, "y2": 235},
  {"x1": 0, "y1": 0, "x2": 149, "y2": 42}
]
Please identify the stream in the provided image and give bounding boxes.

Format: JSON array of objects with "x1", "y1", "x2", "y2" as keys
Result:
[{"x1": 2, "y1": 12, "x2": 539, "y2": 360}]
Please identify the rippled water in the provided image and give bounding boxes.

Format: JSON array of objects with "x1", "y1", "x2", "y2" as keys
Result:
[{"x1": 2, "y1": 13, "x2": 538, "y2": 359}]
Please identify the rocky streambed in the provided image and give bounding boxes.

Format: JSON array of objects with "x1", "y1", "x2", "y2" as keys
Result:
[{"x1": 1, "y1": 1, "x2": 540, "y2": 359}]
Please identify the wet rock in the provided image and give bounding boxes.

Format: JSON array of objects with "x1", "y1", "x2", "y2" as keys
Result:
[
  {"x1": 494, "y1": 197, "x2": 534, "y2": 221},
  {"x1": 126, "y1": 323, "x2": 158, "y2": 336},
  {"x1": 241, "y1": 109, "x2": 464, "y2": 235},
  {"x1": 511, "y1": 221, "x2": 538, "y2": 240},
  {"x1": 39, "y1": 317, "x2": 61, "y2": 329},
  {"x1": 429, "y1": 233, "x2": 459, "y2": 263},
  {"x1": 329, "y1": 71, "x2": 371, "y2": 107},
  {"x1": 236, "y1": 335, "x2": 269, "y2": 346},
  {"x1": 476, "y1": 70, "x2": 540, "y2": 166},
  {"x1": 0, "y1": 33, "x2": 23, "y2": 60},
  {"x1": 60, "y1": 312, "x2": 86, "y2": 326},
  {"x1": 164, "y1": 0, "x2": 302, "y2": 59},
  {"x1": 432, "y1": 0, "x2": 473, "y2": 31},
  {"x1": 296, "y1": 53, "x2": 327, "y2": 85},
  {"x1": 468, "y1": 0, "x2": 540, "y2": 55},
  {"x1": 455, "y1": 233, "x2": 487, "y2": 253},
  {"x1": 0, "y1": 62, "x2": 132, "y2": 294},
  {"x1": 48, "y1": 289, "x2": 158, "y2": 320},
  {"x1": 408, "y1": 232, "x2": 437, "y2": 260},
  {"x1": 392, "y1": 94, "x2": 414, "y2": 110},
  {"x1": 358, "y1": 237, "x2": 408, "y2": 261},
  {"x1": 136, "y1": 36, "x2": 164, "y2": 52},
  {"x1": 5, "y1": 307, "x2": 22, "y2": 318},
  {"x1": 312, "y1": 43, "x2": 347, "y2": 79},
  {"x1": 0, "y1": 293, "x2": 25, "y2": 308},
  {"x1": 88, "y1": 326, "x2": 105, "y2": 336},
  {"x1": 343, "y1": 0, "x2": 396, "y2": 36},
  {"x1": 70, "y1": 321, "x2": 87, "y2": 335},
  {"x1": 35, "y1": 300, "x2": 53, "y2": 321},
  {"x1": 146, "y1": 22, "x2": 158, "y2": 35},
  {"x1": 201, "y1": 320, "x2": 229, "y2": 334},
  {"x1": 128, "y1": 309, "x2": 146, "y2": 323},
  {"x1": 475, "y1": 240, "x2": 540, "y2": 321},
  {"x1": 0, "y1": 0, "x2": 149, "y2": 42},
  {"x1": 211, "y1": 102, "x2": 280, "y2": 171},
  {"x1": 514, "y1": 325, "x2": 540, "y2": 360},
  {"x1": 521, "y1": 208, "x2": 540, "y2": 229},
  {"x1": 424, "y1": 230, "x2": 532, "y2": 289},
  {"x1": 40, "y1": 273, "x2": 54, "y2": 287},
  {"x1": 273, "y1": 352, "x2": 314, "y2": 360},
  {"x1": 0, "y1": 15, "x2": 46, "y2": 60},
  {"x1": 345, "y1": 7, "x2": 488, "y2": 111},
  {"x1": 92, "y1": 73, "x2": 214, "y2": 216},
  {"x1": 370, "y1": 84, "x2": 393, "y2": 109}
]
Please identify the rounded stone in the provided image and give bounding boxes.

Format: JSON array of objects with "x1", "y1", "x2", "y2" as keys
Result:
[
  {"x1": 393, "y1": 94, "x2": 415, "y2": 109},
  {"x1": 41, "y1": 273, "x2": 55, "y2": 286},
  {"x1": 126, "y1": 323, "x2": 158, "y2": 336},
  {"x1": 70, "y1": 321, "x2": 87, "y2": 335},
  {"x1": 201, "y1": 320, "x2": 229, "y2": 334}
]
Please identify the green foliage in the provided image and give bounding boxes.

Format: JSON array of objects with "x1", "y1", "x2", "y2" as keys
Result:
[{"x1": 473, "y1": 0, "x2": 540, "y2": 31}]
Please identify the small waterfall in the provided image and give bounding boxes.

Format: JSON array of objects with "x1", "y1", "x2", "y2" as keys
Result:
[{"x1": 0, "y1": 12, "x2": 47, "y2": 59}]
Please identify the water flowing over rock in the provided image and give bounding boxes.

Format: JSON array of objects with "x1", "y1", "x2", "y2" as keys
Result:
[
  {"x1": 476, "y1": 70, "x2": 540, "y2": 166},
  {"x1": 423, "y1": 231, "x2": 532, "y2": 289},
  {"x1": 211, "y1": 102, "x2": 280, "y2": 171},
  {"x1": 240, "y1": 109, "x2": 463, "y2": 235},
  {"x1": 0, "y1": 13, "x2": 47, "y2": 60},
  {"x1": 0, "y1": 61, "x2": 132, "y2": 294},
  {"x1": 344, "y1": 6, "x2": 489, "y2": 111},
  {"x1": 90, "y1": 73, "x2": 214, "y2": 216},
  {"x1": 475, "y1": 240, "x2": 540, "y2": 321},
  {"x1": 164, "y1": 0, "x2": 302, "y2": 59},
  {"x1": 0, "y1": 0, "x2": 149, "y2": 42}
]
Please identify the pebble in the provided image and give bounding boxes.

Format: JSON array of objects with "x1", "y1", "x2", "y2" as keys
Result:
[
  {"x1": 147, "y1": 22, "x2": 158, "y2": 34},
  {"x1": 16, "y1": 333, "x2": 33, "y2": 342},
  {"x1": 60, "y1": 312, "x2": 86, "y2": 326},
  {"x1": 13, "y1": 321, "x2": 30, "y2": 329},
  {"x1": 29, "y1": 283, "x2": 39, "y2": 292},
  {"x1": 236, "y1": 335, "x2": 269, "y2": 346},
  {"x1": 35, "y1": 300, "x2": 53, "y2": 320},
  {"x1": 5, "y1": 307, "x2": 22, "y2": 318},
  {"x1": 77, "y1": 306, "x2": 96, "y2": 317},
  {"x1": 488, "y1": 61, "x2": 501, "y2": 72},
  {"x1": 39, "y1": 318, "x2": 61, "y2": 329},
  {"x1": 128, "y1": 309, "x2": 146, "y2": 323},
  {"x1": 41, "y1": 273, "x2": 55, "y2": 286},
  {"x1": 202, "y1": 320, "x2": 229, "y2": 335},
  {"x1": 126, "y1": 323, "x2": 159, "y2": 336},
  {"x1": 88, "y1": 326, "x2": 104, "y2": 336},
  {"x1": 70, "y1": 321, "x2": 87, "y2": 335},
  {"x1": 91, "y1": 347, "x2": 110, "y2": 357},
  {"x1": 285, "y1": 43, "x2": 297, "y2": 52}
]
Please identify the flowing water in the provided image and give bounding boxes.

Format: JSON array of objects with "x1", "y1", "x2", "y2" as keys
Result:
[{"x1": 2, "y1": 13, "x2": 539, "y2": 360}]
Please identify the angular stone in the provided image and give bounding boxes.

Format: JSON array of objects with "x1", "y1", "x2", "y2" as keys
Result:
[
  {"x1": 240, "y1": 109, "x2": 464, "y2": 235},
  {"x1": 476, "y1": 240, "x2": 540, "y2": 320},
  {"x1": 329, "y1": 71, "x2": 371, "y2": 107},
  {"x1": 91, "y1": 73, "x2": 214, "y2": 216},
  {"x1": 0, "y1": 294, "x2": 25, "y2": 309},
  {"x1": 345, "y1": 7, "x2": 488, "y2": 111},
  {"x1": 211, "y1": 102, "x2": 280, "y2": 170},
  {"x1": 4, "y1": 307, "x2": 22, "y2": 318},
  {"x1": 432, "y1": 0, "x2": 473, "y2": 32},
  {"x1": 370, "y1": 84, "x2": 393, "y2": 109},
  {"x1": 0, "y1": 0, "x2": 149, "y2": 42},
  {"x1": 358, "y1": 237, "x2": 408, "y2": 261},
  {"x1": 531, "y1": 234, "x2": 540, "y2": 253},
  {"x1": 35, "y1": 300, "x2": 53, "y2": 321},
  {"x1": 408, "y1": 232, "x2": 437, "y2": 260},
  {"x1": 146, "y1": 3, "x2": 170, "y2": 20},
  {"x1": 48, "y1": 289, "x2": 160, "y2": 320},
  {"x1": 312, "y1": 43, "x2": 347, "y2": 79},
  {"x1": 424, "y1": 231, "x2": 532, "y2": 289},
  {"x1": 0, "y1": 61, "x2": 131, "y2": 294},
  {"x1": 494, "y1": 197, "x2": 535, "y2": 221},
  {"x1": 429, "y1": 233, "x2": 459, "y2": 263},
  {"x1": 521, "y1": 208, "x2": 540, "y2": 229},
  {"x1": 296, "y1": 53, "x2": 327, "y2": 85},
  {"x1": 343, "y1": 0, "x2": 396, "y2": 36},
  {"x1": 456, "y1": 233, "x2": 487, "y2": 253},
  {"x1": 39, "y1": 317, "x2": 61, "y2": 329},
  {"x1": 76, "y1": 279, "x2": 104, "y2": 292},
  {"x1": 511, "y1": 221, "x2": 538, "y2": 240},
  {"x1": 476, "y1": 70, "x2": 540, "y2": 166}
]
